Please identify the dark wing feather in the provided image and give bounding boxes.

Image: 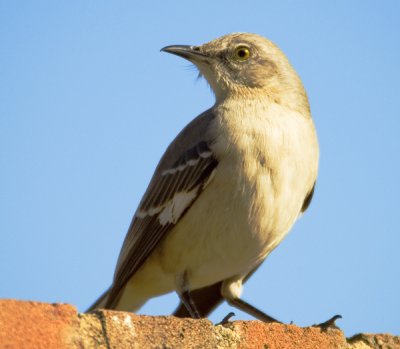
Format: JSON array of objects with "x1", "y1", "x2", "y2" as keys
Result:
[
  {"x1": 105, "y1": 141, "x2": 218, "y2": 308},
  {"x1": 301, "y1": 182, "x2": 315, "y2": 213}
]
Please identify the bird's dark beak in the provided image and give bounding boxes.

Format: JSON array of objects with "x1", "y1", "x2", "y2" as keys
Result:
[{"x1": 161, "y1": 45, "x2": 207, "y2": 62}]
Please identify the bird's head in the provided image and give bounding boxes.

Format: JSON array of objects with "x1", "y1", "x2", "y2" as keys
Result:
[{"x1": 162, "y1": 33, "x2": 309, "y2": 113}]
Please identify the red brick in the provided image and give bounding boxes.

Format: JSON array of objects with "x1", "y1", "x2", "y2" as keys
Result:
[{"x1": 0, "y1": 299, "x2": 79, "y2": 349}]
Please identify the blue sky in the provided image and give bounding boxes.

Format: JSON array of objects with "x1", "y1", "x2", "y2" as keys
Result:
[{"x1": 1, "y1": 1, "x2": 399, "y2": 337}]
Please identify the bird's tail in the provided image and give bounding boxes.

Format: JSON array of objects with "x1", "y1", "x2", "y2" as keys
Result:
[
  {"x1": 86, "y1": 287, "x2": 111, "y2": 312},
  {"x1": 86, "y1": 284, "x2": 149, "y2": 312}
]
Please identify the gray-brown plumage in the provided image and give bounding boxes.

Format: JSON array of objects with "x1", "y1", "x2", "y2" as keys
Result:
[{"x1": 88, "y1": 33, "x2": 319, "y2": 322}]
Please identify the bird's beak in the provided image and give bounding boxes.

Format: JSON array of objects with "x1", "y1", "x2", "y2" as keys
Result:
[{"x1": 161, "y1": 45, "x2": 207, "y2": 62}]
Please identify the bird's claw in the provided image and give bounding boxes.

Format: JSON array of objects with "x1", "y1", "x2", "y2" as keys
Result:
[
  {"x1": 312, "y1": 314, "x2": 342, "y2": 330},
  {"x1": 217, "y1": 312, "x2": 236, "y2": 325}
]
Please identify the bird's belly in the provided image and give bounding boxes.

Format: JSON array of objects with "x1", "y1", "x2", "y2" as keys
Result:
[{"x1": 154, "y1": 162, "x2": 302, "y2": 291}]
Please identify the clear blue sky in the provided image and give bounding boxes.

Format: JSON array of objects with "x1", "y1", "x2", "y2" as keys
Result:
[{"x1": 1, "y1": 1, "x2": 399, "y2": 337}]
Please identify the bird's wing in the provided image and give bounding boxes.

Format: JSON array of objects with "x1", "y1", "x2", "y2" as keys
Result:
[{"x1": 105, "y1": 110, "x2": 218, "y2": 308}]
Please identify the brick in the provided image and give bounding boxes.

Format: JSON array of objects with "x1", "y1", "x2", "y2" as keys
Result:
[{"x1": 0, "y1": 300, "x2": 399, "y2": 349}]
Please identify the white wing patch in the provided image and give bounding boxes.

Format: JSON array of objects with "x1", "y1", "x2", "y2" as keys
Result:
[
  {"x1": 158, "y1": 189, "x2": 198, "y2": 225},
  {"x1": 136, "y1": 165, "x2": 217, "y2": 222},
  {"x1": 136, "y1": 206, "x2": 162, "y2": 218},
  {"x1": 161, "y1": 159, "x2": 199, "y2": 175},
  {"x1": 161, "y1": 149, "x2": 213, "y2": 176}
]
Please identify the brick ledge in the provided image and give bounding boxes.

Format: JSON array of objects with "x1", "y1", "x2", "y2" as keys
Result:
[{"x1": 0, "y1": 299, "x2": 398, "y2": 349}]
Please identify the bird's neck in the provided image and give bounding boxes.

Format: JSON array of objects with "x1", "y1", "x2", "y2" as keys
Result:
[{"x1": 213, "y1": 85, "x2": 310, "y2": 117}]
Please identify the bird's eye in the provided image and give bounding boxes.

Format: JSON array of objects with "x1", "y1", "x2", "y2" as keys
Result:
[{"x1": 233, "y1": 46, "x2": 251, "y2": 61}]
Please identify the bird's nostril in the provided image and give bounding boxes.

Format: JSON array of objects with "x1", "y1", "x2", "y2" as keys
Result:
[{"x1": 192, "y1": 46, "x2": 200, "y2": 51}]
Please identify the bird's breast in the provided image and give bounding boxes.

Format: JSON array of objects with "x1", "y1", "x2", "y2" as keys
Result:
[
  {"x1": 157, "y1": 101, "x2": 318, "y2": 289},
  {"x1": 206, "y1": 100, "x2": 318, "y2": 261}
]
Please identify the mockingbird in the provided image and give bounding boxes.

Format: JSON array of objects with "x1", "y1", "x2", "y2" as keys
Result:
[{"x1": 89, "y1": 33, "x2": 322, "y2": 323}]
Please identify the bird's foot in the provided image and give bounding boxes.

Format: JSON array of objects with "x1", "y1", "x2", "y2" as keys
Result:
[
  {"x1": 312, "y1": 314, "x2": 342, "y2": 331},
  {"x1": 217, "y1": 312, "x2": 235, "y2": 325}
]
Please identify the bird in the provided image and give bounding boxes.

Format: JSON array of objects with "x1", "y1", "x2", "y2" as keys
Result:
[{"x1": 88, "y1": 32, "x2": 320, "y2": 323}]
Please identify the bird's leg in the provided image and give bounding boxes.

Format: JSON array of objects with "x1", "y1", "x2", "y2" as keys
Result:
[
  {"x1": 228, "y1": 298, "x2": 342, "y2": 328},
  {"x1": 227, "y1": 297, "x2": 281, "y2": 323},
  {"x1": 177, "y1": 290, "x2": 201, "y2": 319},
  {"x1": 176, "y1": 271, "x2": 201, "y2": 319},
  {"x1": 228, "y1": 297, "x2": 342, "y2": 328},
  {"x1": 222, "y1": 277, "x2": 281, "y2": 323},
  {"x1": 221, "y1": 275, "x2": 340, "y2": 327}
]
